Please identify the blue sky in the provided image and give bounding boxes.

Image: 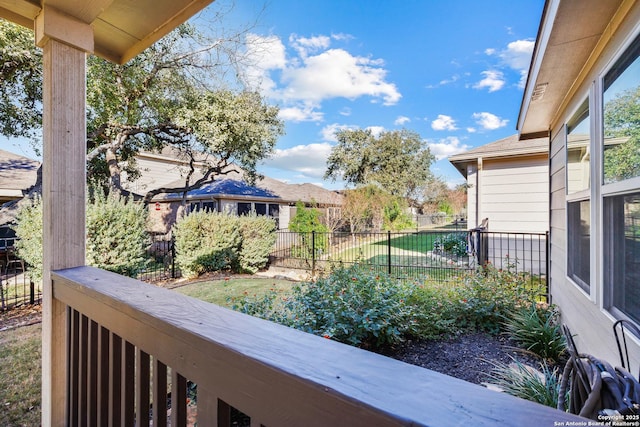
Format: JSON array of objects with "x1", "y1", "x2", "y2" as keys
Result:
[{"x1": 0, "y1": 0, "x2": 545, "y2": 191}]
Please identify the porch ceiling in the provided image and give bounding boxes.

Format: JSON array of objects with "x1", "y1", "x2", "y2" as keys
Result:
[
  {"x1": 517, "y1": 0, "x2": 625, "y2": 139},
  {"x1": 0, "y1": 0, "x2": 214, "y2": 64}
]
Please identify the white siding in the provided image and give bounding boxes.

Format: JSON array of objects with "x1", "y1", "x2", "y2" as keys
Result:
[
  {"x1": 478, "y1": 156, "x2": 549, "y2": 233},
  {"x1": 466, "y1": 164, "x2": 478, "y2": 227},
  {"x1": 122, "y1": 157, "x2": 192, "y2": 194}
]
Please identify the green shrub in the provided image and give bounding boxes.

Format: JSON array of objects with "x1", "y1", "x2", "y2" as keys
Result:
[
  {"x1": 14, "y1": 192, "x2": 150, "y2": 279},
  {"x1": 486, "y1": 359, "x2": 561, "y2": 408},
  {"x1": 13, "y1": 196, "x2": 44, "y2": 281},
  {"x1": 86, "y1": 192, "x2": 150, "y2": 276},
  {"x1": 454, "y1": 262, "x2": 545, "y2": 334},
  {"x1": 433, "y1": 232, "x2": 467, "y2": 257},
  {"x1": 234, "y1": 265, "x2": 418, "y2": 349},
  {"x1": 289, "y1": 201, "x2": 328, "y2": 258},
  {"x1": 503, "y1": 303, "x2": 566, "y2": 363},
  {"x1": 173, "y1": 211, "x2": 241, "y2": 278},
  {"x1": 383, "y1": 199, "x2": 415, "y2": 231},
  {"x1": 237, "y1": 213, "x2": 277, "y2": 273}
]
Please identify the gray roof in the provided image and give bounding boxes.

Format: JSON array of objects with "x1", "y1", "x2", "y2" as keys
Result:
[
  {"x1": 448, "y1": 134, "x2": 548, "y2": 178},
  {"x1": 153, "y1": 169, "x2": 343, "y2": 206},
  {"x1": 0, "y1": 148, "x2": 39, "y2": 199}
]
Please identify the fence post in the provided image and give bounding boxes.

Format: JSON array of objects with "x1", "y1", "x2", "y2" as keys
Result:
[
  {"x1": 387, "y1": 231, "x2": 392, "y2": 275},
  {"x1": 545, "y1": 231, "x2": 550, "y2": 303},
  {"x1": 312, "y1": 231, "x2": 316, "y2": 276},
  {"x1": 171, "y1": 237, "x2": 176, "y2": 279}
]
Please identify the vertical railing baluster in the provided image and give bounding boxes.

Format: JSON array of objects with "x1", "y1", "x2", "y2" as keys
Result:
[
  {"x1": 123, "y1": 341, "x2": 135, "y2": 425},
  {"x1": 153, "y1": 358, "x2": 168, "y2": 426},
  {"x1": 136, "y1": 349, "x2": 151, "y2": 426},
  {"x1": 110, "y1": 334, "x2": 122, "y2": 427},
  {"x1": 68, "y1": 308, "x2": 79, "y2": 426},
  {"x1": 79, "y1": 314, "x2": 89, "y2": 426},
  {"x1": 98, "y1": 326, "x2": 110, "y2": 426},
  {"x1": 88, "y1": 320, "x2": 98, "y2": 426},
  {"x1": 171, "y1": 370, "x2": 187, "y2": 427},
  {"x1": 218, "y1": 400, "x2": 232, "y2": 426}
]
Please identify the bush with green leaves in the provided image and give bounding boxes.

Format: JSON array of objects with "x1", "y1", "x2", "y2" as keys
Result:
[
  {"x1": 383, "y1": 199, "x2": 415, "y2": 231},
  {"x1": 433, "y1": 232, "x2": 467, "y2": 257},
  {"x1": 86, "y1": 192, "x2": 150, "y2": 276},
  {"x1": 288, "y1": 201, "x2": 328, "y2": 258},
  {"x1": 503, "y1": 303, "x2": 566, "y2": 363},
  {"x1": 173, "y1": 211, "x2": 277, "y2": 277},
  {"x1": 13, "y1": 191, "x2": 150, "y2": 279},
  {"x1": 237, "y1": 213, "x2": 277, "y2": 274},
  {"x1": 173, "y1": 211, "x2": 241, "y2": 278},
  {"x1": 453, "y1": 261, "x2": 546, "y2": 334},
  {"x1": 234, "y1": 264, "x2": 419, "y2": 349},
  {"x1": 13, "y1": 196, "x2": 44, "y2": 281}
]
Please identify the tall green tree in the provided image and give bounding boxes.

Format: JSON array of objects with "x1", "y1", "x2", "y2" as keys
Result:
[
  {"x1": 0, "y1": 16, "x2": 284, "y2": 199},
  {"x1": 324, "y1": 128, "x2": 435, "y2": 198}
]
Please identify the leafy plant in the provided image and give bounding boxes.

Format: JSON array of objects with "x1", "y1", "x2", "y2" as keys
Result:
[
  {"x1": 173, "y1": 211, "x2": 278, "y2": 277},
  {"x1": 14, "y1": 191, "x2": 150, "y2": 279},
  {"x1": 234, "y1": 265, "x2": 419, "y2": 349},
  {"x1": 486, "y1": 359, "x2": 562, "y2": 408},
  {"x1": 454, "y1": 261, "x2": 545, "y2": 334},
  {"x1": 503, "y1": 303, "x2": 566, "y2": 363},
  {"x1": 433, "y1": 232, "x2": 467, "y2": 257},
  {"x1": 86, "y1": 191, "x2": 150, "y2": 276},
  {"x1": 288, "y1": 201, "x2": 328, "y2": 258}
]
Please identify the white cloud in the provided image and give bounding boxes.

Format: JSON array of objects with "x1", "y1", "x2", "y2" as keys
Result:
[
  {"x1": 394, "y1": 116, "x2": 410, "y2": 126},
  {"x1": 486, "y1": 39, "x2": 535, "y2": 89},
  {"x1": 473, "y1": 70, "x2": 505, "y2": 92},
  {"x1": 367, "y1": 126, "x2": 385, "y2": 137},
  {"x1": 473, "y1": 112, "x2": 508, "y2": 130},
  {"x1": 431, "y1": 114, "x2": 458, "y2": 131},
  {"x1": 262, "y1": 143, "x2": 333, "y2": 179},
  {"x1": 243, "y1": 33, "x2": 401, "y2": 113},
  {"x1": 321, "y1": 123, "x2": 356, "y2": 142},
  {"x1": 290, "y1": 34, "x2": 331, "y2": 58},
  {"x1": 280, "y1": 49, "x2": 401, "y2": 105},
  {"x1": 426, "y1": 137, "x2": 471, "y2": 161},
  {"x1": 278, "y1": 105, "x2": 324, "y2": 122}
]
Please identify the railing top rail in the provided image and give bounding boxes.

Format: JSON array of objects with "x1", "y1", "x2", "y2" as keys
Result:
[{"x1": 52, "y1": 266, "x2": 583, "y2": 426}]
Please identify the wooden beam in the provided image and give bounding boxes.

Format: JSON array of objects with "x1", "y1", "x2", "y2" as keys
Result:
[
  {"x1": 41, "y1": 38, "x2": 87, "y2": 427},
  {"x1": 35, "y1": 5, "x2": 94, "y2": 53}
]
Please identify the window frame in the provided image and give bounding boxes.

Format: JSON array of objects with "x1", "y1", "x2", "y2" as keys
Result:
[{"x1": 599, "y1": 27, "x2": 640, "y2": 323}]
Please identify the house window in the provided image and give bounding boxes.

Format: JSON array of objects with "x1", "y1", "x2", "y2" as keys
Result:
[
  {"x1": 566, "y1": 99, "x2": 591, "y2": 292},
  {"x1": 604, "y1": 192, "x2": 640, "y2": 324},
  {"x1": 567, "y1": 200, "x2": 591, "y2": 292},
  {"x1": 201, "y1": 201, "x2": 216, "y2": 213},
  {"x1": 602, "y1": 33, "x2": 640, "y2": 323},
  {"x1": 237, "y1": 202, "x2": 252, "y2": 216},
  {"x1": 254, "y1": 203, "x2": 267, "y2": 216},
  {"x1": 268, "y1": 204, "x2": 280, "y2": 217},
  {"x1": 603, "y1": 33, "x2": 640, "y2": 185},
  {"x1": 567, "y1": 100, "x2": 590, "y2": 194}
]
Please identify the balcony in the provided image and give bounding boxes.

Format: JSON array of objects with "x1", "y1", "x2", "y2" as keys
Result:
[{"x1": 53, "y1": 265, "x2": 588, "y2": 426}]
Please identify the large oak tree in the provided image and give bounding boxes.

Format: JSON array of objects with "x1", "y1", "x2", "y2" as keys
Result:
[{"x1": 0, "y1": 14, "x2": 284, "y2": 201}]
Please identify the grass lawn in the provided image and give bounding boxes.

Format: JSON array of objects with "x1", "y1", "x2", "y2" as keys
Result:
[
  {"x1": 0, "y1": 323, "x2": 41, "y2": 426},
  {"x1": 173, "y1": 277, "x2": 297, "y2": 307}
]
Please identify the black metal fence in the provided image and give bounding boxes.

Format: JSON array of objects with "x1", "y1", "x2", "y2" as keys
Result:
[
  {"x1": 0, "y1": 237, "x2": 41, "y2": 312},
  {"x1": 1, "y1": 229, "x2": 548, "y2": 312},
  {"x1": 270, "y1": 229, "x2": 548, "y2": 288}
]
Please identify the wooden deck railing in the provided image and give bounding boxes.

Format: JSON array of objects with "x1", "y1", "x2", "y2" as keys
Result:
[{"x1": 52, "y1": 266, "x2": 587, "y2": 426}]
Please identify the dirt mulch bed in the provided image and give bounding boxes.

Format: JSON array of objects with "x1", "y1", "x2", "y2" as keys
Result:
[{"x1": 381, "y1": 332, "x2": 543, "y2": 385}]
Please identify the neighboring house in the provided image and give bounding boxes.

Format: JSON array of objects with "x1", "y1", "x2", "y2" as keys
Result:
[
  {"x1": 0, "y1": 148, "x2": 39, "y2": 204},
  {"x1": 124, "y1": 148, "x2": 343, "y2": 233},
  {"x1": 449, "y1": 134, "x2": 549, "y2": 233},
  {"x1": 518, "y1": 0, "x2": 639, "y2": 369}
]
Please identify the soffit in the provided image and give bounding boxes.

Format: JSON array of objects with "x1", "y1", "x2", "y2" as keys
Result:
[
  {"x1": 0, "y1": 0, "x2": 214, "y2": 64},
  {"x1": 518, "y1": 0, "x2": 624, "y2": 138}
]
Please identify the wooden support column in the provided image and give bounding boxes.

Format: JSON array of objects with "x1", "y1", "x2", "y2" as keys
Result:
[{"x1": 37, "y1": 6, "x2": 93, "y2": 426}]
